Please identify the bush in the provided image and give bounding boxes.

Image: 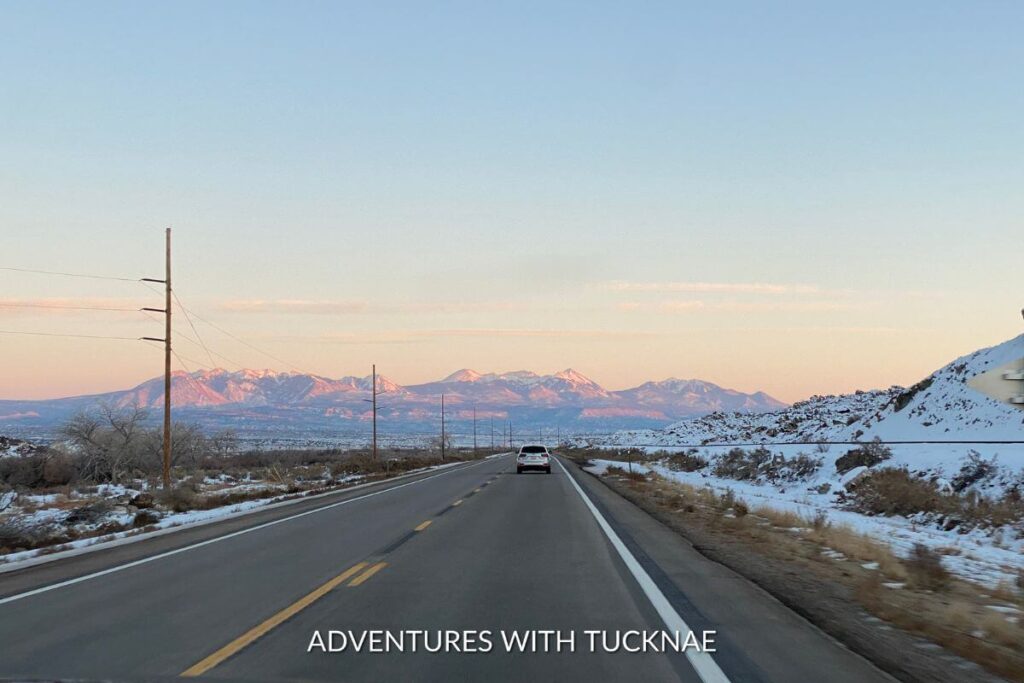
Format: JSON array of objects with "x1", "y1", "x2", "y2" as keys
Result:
[
  {"x1": 156, "y1": 485, "x2": 198, "y2": 513},
  {"x1": 835, "y1": 437, "x2": 892, "y2": 474},
  {"x1": 713, "y1": 448, "x2": 771, "y2": 480},
  {"x1": 133, "y1": 509, "x2": 161, "y2": 527},
  {"x1": 665, "y1": 450, "x2": 708, "y2": 472},
  {"x1": 847, "y1": 468, "x2": 947, "y2": 517},
  {"x1": 712, "y1": 448, "x2": 819, "y2": 483},
  {"x1": 0, "y1": 452, "x2": 46, "y2": 488},
  {"x1": 904, "y1": 543, "x2": 949, "y2": 591},
  {"x1": 950, "y1": 451, "x2": 998, "y2": 492},
  {"x1": 42, "y1": 452, "x2": 77, "y2": 486},
  {"x1": 64, "y1": 500, "x2": 113, "y2": 526},
  {"x1": 773, "y1": 453, "x2": 822, "y2": 482},
  {"x1": 0, "y1": 517, "x2": 52, "y2": 552}
]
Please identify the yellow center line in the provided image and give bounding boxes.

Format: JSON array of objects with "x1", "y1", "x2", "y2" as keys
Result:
[
  {"x1": 414, "y1": 520, "x2": 432, "y2": 531},
  {"x1": 451, "y1": 499, "x2": 463, "y2": 507},
  {"x1": 180, "y1": 562, "x2": 368, "y2": 677},
  {"x1": 348, "y1": 561, "x2": 388, "y2": 587}
]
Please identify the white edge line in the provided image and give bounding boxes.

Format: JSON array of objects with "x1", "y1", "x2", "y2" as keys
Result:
[
  {"x1": 0, "y1": 454, "x2": 511, "y2": 575},
  {"x1": 555, "y1": 457, "x2": 731, "y2": 683},
  {"x1": 0, "y1": 455, "x2": 510, "y2": 606}
]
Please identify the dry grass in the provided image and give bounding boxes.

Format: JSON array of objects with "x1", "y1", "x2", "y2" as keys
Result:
[
  {"x1": 903, "y1": 543, "x2": 951, "y2": 591},
  {"x1": 587, "y1": 464, "x2": 1024, "y2": 681}
]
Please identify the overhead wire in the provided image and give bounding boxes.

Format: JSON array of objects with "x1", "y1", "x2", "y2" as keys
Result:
[
  {"x1": 179, "y1": 304, "x2": 313, "y2": 375},
  {"x1": 173, "y1": 291, "x2": 217, "y2": 369},
  {"x1": 0, "y1": 266, "x2": 139, "y2": 282},
  {"x1": 0, "y1": 302, "x2": 143, "y2": 312},
  {"x1": 0, "y1": 329, "x2": 140, "y2": 340}
]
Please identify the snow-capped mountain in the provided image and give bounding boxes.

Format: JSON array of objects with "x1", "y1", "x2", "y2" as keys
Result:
[
  {"x1": 0, "y1": 367, "x2": 785, "y2": 439},
  {"x1": 592, "y1": 334, "x2": 1024, "y2": 448},
  {"x1": 116, "y1": 368, "x2": 405, "y2": 408}
]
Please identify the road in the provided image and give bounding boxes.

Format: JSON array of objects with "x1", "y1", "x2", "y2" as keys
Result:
[{"x1": 0, "y1": 454, "x2": 890, "y2": 682}]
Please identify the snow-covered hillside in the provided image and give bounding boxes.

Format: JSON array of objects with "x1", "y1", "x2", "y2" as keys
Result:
[{"x1": 589, "y1": 334, "x2": 1024, "y2": 449}]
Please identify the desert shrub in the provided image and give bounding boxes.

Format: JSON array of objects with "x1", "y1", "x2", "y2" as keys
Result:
[
  {"x1": 713, "y1": 447, "x2": 771, "y2": 480},
  {"x1": 665, "y1": 450, "x2": 708, "y2": 472},
  {"x1": 712, "y1": 447, "x2": 817, "y2": 483},
  {"x1": 63, "y1": 500, "x2": 113, "y2": 526},
  {"x1": 847, "y1": 468, "x2": 948, "y2": 517},
  {"x1": 156, "y1": 485, "x2": 198, "y2": 513},
  {"x1": 957, "y1": 487, "x2": 1024, "y2": 527},
  {"x1": 808, "y1": 509, "x2": 830, "y2": 531},
  {"x1": 718, "y1": 488, "x2": 737, "y2": 511},
  {"x1": 950, "y1": 451, "x2": 998, "y2": 492},
  {"x1": 0, "y1": 517, "x2": 52, "y2": 552},
  {"x1": 42, "y1": 452, "x2": 77, "y2": 486},
  {"x1": 605, "y1": 465, "x2": 648, "y2": 482},
  {"x1": 132, "y1": 509, "x2": 161, "y2": 527},
  {"x1": 0, "y1": 452, "x2": 47, "y2": 488},
  {"x1": 769, "y1": 453, "x2": 823, "y2": 483},
  {"x1": 835, "y1": 437, "x2": 892, "y2": 474},
  {"x1": 904, "y1": 543, "x2": 949, "y2": 591},
  {"x1": 733, "y1": 500, "x2": 749, "y2": 517}
]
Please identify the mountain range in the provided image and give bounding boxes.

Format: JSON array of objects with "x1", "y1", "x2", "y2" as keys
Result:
[
  {"x1": 589, "y1": 333, "x2": 1024, "y2": 448},
  {"x1": 0, "y1": 368, "x2": 786, "y2": 443}
]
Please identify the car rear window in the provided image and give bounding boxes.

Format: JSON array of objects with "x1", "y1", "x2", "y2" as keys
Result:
[{"x1": 521, "y1": 446, "x2": 547, "y2": 454}]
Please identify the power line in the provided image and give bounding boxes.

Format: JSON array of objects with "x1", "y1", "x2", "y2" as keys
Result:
[
  {"x1": 173, "y1": 292, "x2": 217, "y2": 369},
  {"x1": 0, "y1": 329, "x2": 140, "y2": 340},
  {"x1": 0, "y1": 266, "x2": 138, "y2": 282},
  {"x1": 181, "y1": 305, "x2": 312, "y2": 374},
  {"x1": 0, "y1": 302, "x2": 142, "y2": 312}
]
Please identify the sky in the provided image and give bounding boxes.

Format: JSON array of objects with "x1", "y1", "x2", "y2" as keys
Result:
[{"x1": 1, "y1": 1, "x2": 1022, "y2": 402}]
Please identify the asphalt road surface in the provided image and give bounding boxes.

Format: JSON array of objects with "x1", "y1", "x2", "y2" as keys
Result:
[{"x1": 0, "y1": 454, "x2": 891, "y2": 682}]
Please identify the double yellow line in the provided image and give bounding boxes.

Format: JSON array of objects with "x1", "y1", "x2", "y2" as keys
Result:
[
  {"x1": 182, "y1": 498, "x2": 473, "y2": 676},
  {"x1": 181, "y1": 561, "x2": 387, "y2": 677}
]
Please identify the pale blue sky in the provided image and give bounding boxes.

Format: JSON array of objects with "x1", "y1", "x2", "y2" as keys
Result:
[{"x1": 2, "y1": 1, "x2": 1022, "y2": 400}]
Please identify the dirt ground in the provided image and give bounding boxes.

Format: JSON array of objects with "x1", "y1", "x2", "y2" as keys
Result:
[{"x1": 571, "y1": 459, "x2": 1023, "y2": 683}]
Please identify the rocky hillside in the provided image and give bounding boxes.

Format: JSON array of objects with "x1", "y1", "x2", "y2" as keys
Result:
[{"x1": 586, "y1": 334, "x2": 1024, "y2": 448}]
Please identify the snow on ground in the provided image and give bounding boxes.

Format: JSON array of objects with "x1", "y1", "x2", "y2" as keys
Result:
[
  {"x1": 584, "y1": 334, "x2": 1024, "y2": 450},
  {"x1": 585, "y1": 454, "x2": 1024, "y2": 588},
  {"x1": 0, "y1": 460, "x2": 469, "y2": 568},
  {"x1": 575, "y1": 335, "x2": 1024, "y2": 588}
]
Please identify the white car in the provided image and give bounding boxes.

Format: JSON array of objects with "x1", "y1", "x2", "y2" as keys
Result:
[{"x1": 516, "y1": 444, "x2": 551, "y2": 474}]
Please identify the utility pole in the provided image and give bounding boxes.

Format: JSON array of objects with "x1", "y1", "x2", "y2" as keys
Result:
[
  {"x1": 142, "y1": 228, "x2": 172, "y2": 489},
  {"x1": 371, "y1": 364, "x2": 377, "y2": 460},
  {"x1": 440, "y1": 393, "x2": 446, "y2": 462},
  {"x1": 472, "y1": 407, "x2": 477, "y2": 455},
  {"x1": 490, "y1": 417, "x2": 494, "y2": 450},
  {"x1": 509, "y1": 421, "x2": 513, "y2": 450}
]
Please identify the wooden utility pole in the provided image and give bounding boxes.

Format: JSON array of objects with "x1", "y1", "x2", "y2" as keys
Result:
[
  {"x1": 490, "y1": 417, "x2": 494, "y2": 450},
  {"x1": 142, "y1": 229, "x2": 172, "y2": 488},
  {"x1": 472, "y1": 407, "x2": 477, "y2": 455},
  {"x1": 440, "y1": 394, "x2": 446, "y2": 462},
  {"x1": 371, "y1": 364, "x2": 378, "y2": 460},
  {"x1": 509, "y1": 421, "x2": 513, "y2": 450}
]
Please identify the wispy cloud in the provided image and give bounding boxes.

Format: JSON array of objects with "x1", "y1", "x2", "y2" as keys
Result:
[
  {"x1": 218, "y1": 299, "x2": 370, "y2": 314},
  {"x1": 217, "y1": 299, "x2": 528, "y2": 315},
  {"x1": 603, "y1": 281, "x2": 822, "y2": 294},
  {"x1": 618, "y1": 300, "x2": 868, "y2": 313},
  {"x1": 264, "y1": 328, "x2": 659, "y2": 344}
]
